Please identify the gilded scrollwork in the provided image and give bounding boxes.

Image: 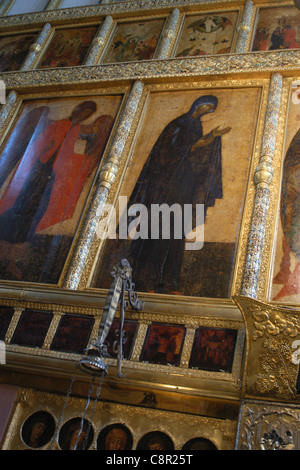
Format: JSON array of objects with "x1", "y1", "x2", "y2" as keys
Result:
[
  {"x1": 234, "y1": 295, "x2": 300, "y2": 400},
  {"x1": 256, "y1": 336, "x2": 296, "y2": 398},
  {"x1": 235, "y1": 296, "x2": 300, "y2": 341},
  {"x1": 1, "y1": 50, "x2": 300, "y2": 91}
]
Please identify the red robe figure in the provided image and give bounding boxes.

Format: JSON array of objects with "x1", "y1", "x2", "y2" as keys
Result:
[{"x1": 0, "y1": 101, "x2": 114, "y2": 243}]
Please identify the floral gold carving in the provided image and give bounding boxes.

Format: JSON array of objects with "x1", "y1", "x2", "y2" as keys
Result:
[{"x1": 234, "y1": 295, "x2": 300, "y2": 401}]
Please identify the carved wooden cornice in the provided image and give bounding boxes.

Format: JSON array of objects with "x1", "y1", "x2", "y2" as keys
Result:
[{"x1": 1, "y1": 50, "x2": 300, "y2": 92}]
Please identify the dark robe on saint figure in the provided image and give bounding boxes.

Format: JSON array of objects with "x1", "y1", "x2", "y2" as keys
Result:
[{"x1": 96, "y1": 95, "x2": 224, "y2": 295}]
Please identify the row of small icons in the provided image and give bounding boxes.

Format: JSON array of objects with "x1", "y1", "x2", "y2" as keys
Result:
[{"x1": 0, "y1": 339, "x2": 299, "y2": 366}]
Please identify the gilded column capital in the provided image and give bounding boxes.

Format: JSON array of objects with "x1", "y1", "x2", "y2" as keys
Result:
[
  {"x1": 234, "y1": 295, "x2": 300, "y2": 402},
  {"x1": 98, "y1": 161, "x2": 119, "y2": 190}
]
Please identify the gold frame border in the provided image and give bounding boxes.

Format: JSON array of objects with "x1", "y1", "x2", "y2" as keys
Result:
[{"x1": 1, "y1": 388, "x2": 238, "y2": 450}]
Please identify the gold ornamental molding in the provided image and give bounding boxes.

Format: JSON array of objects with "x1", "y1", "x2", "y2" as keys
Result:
[
  {"x1": 1, "y1": 388, "x2": 238, "y2": 450},
  {"x1": 233, "y1": 295, "x2": 300, "y2": 402},
  {"x1": 1, "y1": 50, "x2": 300, "y2": 92},
  {"x1": 0, "y1": 0, "x2": 254, "y2": 28}
]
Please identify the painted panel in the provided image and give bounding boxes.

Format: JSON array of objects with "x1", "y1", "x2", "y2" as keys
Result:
[
  {"x1": 50, "y1": 314, "x2": 95, "y2": 353},
  {"x1": 21, "y1": 411, "x2": 56, "y2": 449},
  {"x1": 104, "y1": 319, "x2": 138, "y2": 359},
  {"x1": 93, "y1": 87, "x2": 261, "y2": 298},
  {"x1": 39, "y1": 26, "x2": 98, "y2": 68},
  {"x1": 252, "y1": 6, "x2": 300, "y2": 51},
  {"x1": 174, "y1": 11, "x2": 238, "y2": 57},
  {"x1": 0, "y1": 306, "x2": 14, "y2": 340},
  {"x1": 97, "y1": 424, "x2": 133, "y2": 450},
  {"x1": 11, "y1": 309, "x2": 53, "y2": 348},
  {"x1": 0, "y1": 33, "x2": 36, "y2": 72},
  {"x1": 0, "y1": 95, "x2": 121, "y2": 283},
  {"x1": 140, "y1": 323, "x2": 186, "y2": 366},
  {"x1": 270, "y1": 81, "x2": 300, "y2": 303},
  {"x1": 189, "y1": 327, "x2": 237, "y2": 372},
  {"x1": 102, "y1": 19, "x2": 165, "y2": 63}
]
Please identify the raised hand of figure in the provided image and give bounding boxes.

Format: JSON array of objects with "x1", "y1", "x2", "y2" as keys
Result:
[
  {"x1": 212, "y1": 126, "x2": 232, "y2": 137},
  {"x1": 190, "y1": 126, "x2": 231, "y2": 152}
]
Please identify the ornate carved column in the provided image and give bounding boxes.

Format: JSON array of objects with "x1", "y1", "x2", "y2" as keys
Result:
[
  {"x1": 241, "y1": 73, "x2": 283, "y2": 299},
  {"x1": 45, "y1": 0, "x2": 62, "y2": 10},
  {"x1": 234, "y1": 1, "x2": 254, "y2": 53},
  {"x1": 61, "y1": 80, "x2": 145, "y2": 291},
  {"x1": 233, "y1": 295, "x2": 300, "y2": 449},
  {"x1": 21, "y1": 24, "x2": 53, "y2": 71},
  {"x1": 156, "y1": 9, "x2": 180, "y2": 59},
  {"x1": 0, "y1": 91, "x2": 20, "y2": 132},
  {"x1": 84, "y1": 16, "x2": 114, "y2": 66},
  {"x1": 0, "y1": 0, "x2": 13, "y2": 16}
]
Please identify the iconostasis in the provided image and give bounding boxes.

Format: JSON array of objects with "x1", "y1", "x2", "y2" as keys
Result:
[{"x1": 0, "y1": 0, "x2": 300, "y2": 450}]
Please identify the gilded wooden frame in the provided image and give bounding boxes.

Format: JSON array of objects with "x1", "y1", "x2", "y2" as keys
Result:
[
  {"x1": 1, "y1": 388, "x2": 238, "y2": 450},
  {"x1": 0, "y1": 1, "x2": 300, "y2": 447},
  {"x1": 0, "y1": 74, "x2": 280, "y2": 403}
]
